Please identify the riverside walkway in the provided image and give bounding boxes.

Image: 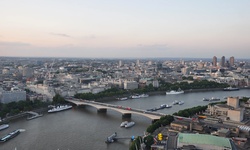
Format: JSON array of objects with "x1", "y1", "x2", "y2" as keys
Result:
[{"x1": 66, "y1": 98, "x2": 166, "y2": 121}]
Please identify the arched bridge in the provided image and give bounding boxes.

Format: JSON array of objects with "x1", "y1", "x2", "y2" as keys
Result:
[{"x1": 66, "y1": 99, "x2": 166, "y2": 121}]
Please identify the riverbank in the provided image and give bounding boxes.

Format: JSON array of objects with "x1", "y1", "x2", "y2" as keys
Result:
[
  {"x1": 95, "y1": 88, "x2": 226, "y2": 102},
  {"x1": 1, "y1": 107, "x2": 48, "y2": 123}
]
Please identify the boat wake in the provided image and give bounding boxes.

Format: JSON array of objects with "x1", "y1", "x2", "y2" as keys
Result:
[{"x1": 18, "y1": 129, "x2": 26, "y2": 132}]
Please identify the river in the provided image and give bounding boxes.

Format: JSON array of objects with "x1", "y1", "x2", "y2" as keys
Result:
[{"x1": 0, "y1": 89, "x2": 250, "y2": 150}]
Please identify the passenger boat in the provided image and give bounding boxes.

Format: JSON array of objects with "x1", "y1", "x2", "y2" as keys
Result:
[
  {"x1": 209, "y1": 97, "x2": 220, "y2": 101},
  {"x1": 172, "y1": 100, "x2": 179, "y2": 105},
  {"x1": 0, "y1": 129, "x2": 20, "y2": 142},
  {"x1": 223, "y1": 87, "x2": 239, "y2": 91},
  {"x1": 160, "y1": 104, "x2": 166, "y2": 109},
  {"x1": 203, "y1": 98, "x2": 209, "y2": 101},
  {"x1": 166, "y1": 104, "x2": 172, "y2": 108},
  {"x1": 166, "y1": 88, "x2": 184, "y2": 95},
  {"x1": 0, "y1": 124, "x2": 9, "y2": 131},
  {"x1": 178, "y1": 101, "x2": 184, "y2": 105},
  {"x1": 125, "y1": 122, "x2": 135, "y2": 128},
  {"x1": 120, "y1": 121, "x2": 128, "y2": 127},
  {"x1": 131, "y1": 95, "x2": 140, "y2": 99},
  {"x1": 139, "y1": 94, "x2": 149, "y2": 98},
  {"x1": 118, "y1": 97, "x2": 128, "y2": 101},
  {"x1": 48, "y1": 105, "x2": 72, "y2": 113}
]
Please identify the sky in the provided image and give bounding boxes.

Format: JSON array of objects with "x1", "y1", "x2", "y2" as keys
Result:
[{"x1": 0, "y1": 0, "x2": 250, "y2": 59}]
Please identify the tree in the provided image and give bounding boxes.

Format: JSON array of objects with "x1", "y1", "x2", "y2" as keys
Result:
[
  {"x1": 144, "y1": 135, "x2": 154, "y2": 148},
  {"x1": 52, "y1": 94, "x2": 65, "y2": 104}
]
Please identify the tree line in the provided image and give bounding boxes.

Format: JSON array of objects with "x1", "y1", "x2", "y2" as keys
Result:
[
  {"x1": 75, "y1": 79, "x2": 228, "y2": 100},
  {"x1": 0, "y1": 100, "x2": 49, "y2": 119}
]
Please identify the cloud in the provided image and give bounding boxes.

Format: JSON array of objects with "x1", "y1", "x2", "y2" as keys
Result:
[
  {"x1": 50, "y1": 32, "x2": 71, "y2": 37},
  {"x1": 0, "y1": 41, "x2": 31, "y2": 46}
]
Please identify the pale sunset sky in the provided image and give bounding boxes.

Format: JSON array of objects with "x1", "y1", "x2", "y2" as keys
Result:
[{"x1": 0, "y1": 0, "x2": 249, "y2": 58}]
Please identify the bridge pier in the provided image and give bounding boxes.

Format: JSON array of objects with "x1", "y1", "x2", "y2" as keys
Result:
[
  {"x1": 122, "y1": 113, "x2": 131, "y2": 118},
  {"x1": 97, "y1": 108, "x2": 107, "y2": 113}
]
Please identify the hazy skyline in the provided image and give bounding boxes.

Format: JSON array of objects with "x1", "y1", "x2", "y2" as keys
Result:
[{"x1": 0, "y1": 0, "x2": 250, "y2": 58}]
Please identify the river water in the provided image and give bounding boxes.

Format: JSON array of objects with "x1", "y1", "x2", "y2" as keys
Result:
[{"x1": 0, "y1": 89, "x2": 250, "y2": 150}]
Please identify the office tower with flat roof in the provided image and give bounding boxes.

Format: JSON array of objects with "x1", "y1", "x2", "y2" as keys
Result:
[
  {"x1": 136, "y1": 59, "x2": 140, "y2": 66},
  {"x1": 212, "y1": 56, "x2": 217, "y2": 67},
  {"x1": 220, "y1": 56, "x2": 225, "y2": 67},
  {"x1": 119, "y1": 60, "x2": 123, "y2": 67},
  {"x1": 229, "y1": 56, "x2": 235, "y2": 67}
]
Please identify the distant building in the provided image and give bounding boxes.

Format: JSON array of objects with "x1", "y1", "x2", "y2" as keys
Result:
[
  {"x1": 2, "y1": 68, "x2": 10, "y2": 75},
  {"x1": 124, "y1": 81, "x2": 138, "y2": 90},
  {"x1": 197, "y1": 62, "x2": 204, "y2": 69},
  {"x1": 213, "y1": 56, "x2": 217, "y2": 67},
  {"x1": 147, "y1": 61, "x2": 152, "y2": 66},
  {"x1": 152, "y1": 80, "x2": 159, "y2": 88},
  {"x1": 136, "y1": 60, "x2": 140, "y2": 66},
  {"x1": 230, "y1": 56, "x2": 235, "y2": 67},
  {"x1": 119, "y1": 60, "x2": 123, "y2": 67},
  {"x1": 22, "y1": 67, "x2": 34, "y2": 78},
  {"x1": 0, "y1": 87, "x2": 26, "y2": 104},
  {"x1": 181, "y1": 67, "x2": 192, "y2": 75},
  {"x1": 227, "y1": 97, "x2": 240, "y2": 108},
  {"x1": 220, "y1": 56, "x2": 225, "y2": 67},
  {"x1": 91, "y1": 87, "x2": 106, "y2": 94},
  {"x1": 207, "y1": 97, "x2": 244, "y2": 122}
]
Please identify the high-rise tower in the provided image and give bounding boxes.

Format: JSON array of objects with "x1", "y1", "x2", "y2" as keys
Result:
[
  {"x1": 212, "y1": 56, "x2": 217, "y2": 67},
  {"x1": 229, "y1": 56, "x2": 235, "y2": 67},
  {"x1": 119, "y1": 60, "x2": 123, "y2": 67},
  {"x1": 220, "y1": 56, "x2": 225, "y2": 67}
]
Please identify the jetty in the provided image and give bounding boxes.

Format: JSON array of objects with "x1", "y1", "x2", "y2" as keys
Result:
[
  {"x1": 105, "y1": 132, "x2": 135, "y2": 143},
  {"x1": 26, "y1": 111, "x2": 43, "y2": 120}
]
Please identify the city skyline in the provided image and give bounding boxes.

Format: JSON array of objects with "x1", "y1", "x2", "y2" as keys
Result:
[{"x1": 0, "y1": 0, "x2": 250, "y2": 58}]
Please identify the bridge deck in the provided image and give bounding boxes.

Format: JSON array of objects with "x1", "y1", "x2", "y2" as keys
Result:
[{"x1": 66, "y1": 99, "x2": 165, "y2": 120}]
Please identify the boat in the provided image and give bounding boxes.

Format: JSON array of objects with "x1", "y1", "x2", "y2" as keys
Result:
[
  {"x1": 209, "y1": 97, "x2": 220, "y2": 101},
  {"x1": 203, "y1": 98, "x2": 209, "y2": 101},
  {"x1": 120, "y1": 121, "x2": 128, "y2": 127},
  {"x1": 160, "y1": 104, "x2": 166, "y2": 109},
  {"x1": 223, "y1": 87, "x2": 239, "y2": 91},
  {"x1": 125, "y1": 122, "x2": 135, "y2": 128},
  {"x1": 178, "y1": 101, "x2": 184, "y2": 105},
  {"x1": 0, "y1": 129, "x2": 20, "y2": 143},
  {"x1": 131, "y1": 95, "x2": 140, "y2": 99},
  {"x1": 48, "y1": 105, "x2": 72, "y2": 113},
  {"x1": 166, "y1": 104, "x2": 172, "y2": 108},
  {"x1": 140, "y1": 94, "x2": 149, "y2": 98},
  {"x1": 172, "y1": 100, "x2": 179, "y2": 105},
  {"x1": 118, "y1": 97, "x2": 128, "y2": 101},
  {"x1": 0, "y1": 124, "x2": 9, "y2": 131},
  {"x1": 166, "y1": 88, "x2": 184, "y2": 95}
]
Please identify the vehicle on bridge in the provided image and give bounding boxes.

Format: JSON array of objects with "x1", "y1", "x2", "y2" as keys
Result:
[
  {"x1": 125, "y1": 107, "x2": 131, "y2": 110},
  {"x1": 117, "y1": 105, "x2": 123, "y2": 109}
]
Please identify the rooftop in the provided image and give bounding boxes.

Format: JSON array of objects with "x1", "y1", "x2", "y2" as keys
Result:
[{"x1": 178, "y1": 133, "x2": 234, "y2": 149}]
